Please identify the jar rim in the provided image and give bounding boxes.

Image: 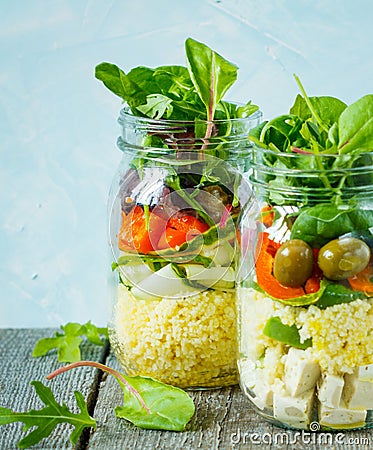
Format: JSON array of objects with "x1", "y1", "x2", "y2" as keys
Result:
[
  {"x1": 118, "y1": 105, "x2": 263, "y2": 126},
  {"x1": 251, "y1": 145, "x2": 373, "y2": 160}
]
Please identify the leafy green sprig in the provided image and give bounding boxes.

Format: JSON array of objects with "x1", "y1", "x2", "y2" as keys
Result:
[
  {"x1": 0, "y1": 381, "x2": 95, "y2": 449},
  {"x1": 95, "y1": 37, "x2": 258, "y2": 127},
  {"x1": 47, "y1": 361, "x2": 195, "y2": 432},
  {"x1": 32, "y1": 322, "x2": 108, "y2": 363},
  {"x1": 249, "y1": 76, "x2": 373, "y2": 206},
  {"x1": 0, "y1": 360, "x2": 195, "y2": 448}
]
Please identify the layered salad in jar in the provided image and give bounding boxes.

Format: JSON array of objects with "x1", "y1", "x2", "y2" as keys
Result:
[
  {"x1": 96, "y1": 38, "x2": 260, "y2": 387},
  {"x1": 238, "y1": 85, "x2": 373, "y2": 429}
]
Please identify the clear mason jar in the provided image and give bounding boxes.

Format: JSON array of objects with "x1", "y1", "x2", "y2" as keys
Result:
[
  {"x1": 237, "y1": 146, "x2": 373, "y2": 430},
  {"x1": 108, "y1": 107, "x2": 261, "y2": 388}
]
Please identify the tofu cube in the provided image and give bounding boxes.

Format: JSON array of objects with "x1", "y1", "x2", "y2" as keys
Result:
[
  {"x1": 250, "y1": 381, "x2": 274, "y2": 410},
  {"x1": 318, "y1": 401, "x2": 367, "y2": 429},
  {"x1": 343, "y1": 370, "x2": 373, "y2": 409},
  {"x1": 273, "y1": 388, "x2": 315, "y2": 430},
  {"x1": 356, "y1": 364, "x2": 373, "y2": 382},
  {"x1": 284, "y1": 348, "x2": 321, "y2": 396},
  {"x1": 239, "y1": 359, "x2": 274, "y2": 410},
  {"x1": 317, "y1": 374, "x2": 344, "y2": 408}
]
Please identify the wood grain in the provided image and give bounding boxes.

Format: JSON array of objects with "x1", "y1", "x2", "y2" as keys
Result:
[
  {"x1": 0, "y1": 329, "x2": 371, "y2": 449},
  {"x1": 0, "y1": 328, "x2": 107, "y2": 450}
]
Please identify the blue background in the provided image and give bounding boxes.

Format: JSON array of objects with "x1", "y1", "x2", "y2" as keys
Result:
[{"x1": 1, "y1": 0, "x2": 372, "y2": 327}]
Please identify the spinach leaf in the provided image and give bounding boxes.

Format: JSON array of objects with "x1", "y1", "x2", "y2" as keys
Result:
[
  {"x1": 47, "y1": 361, "x2": 195, "y2": 432},
  {"x1": 314, "y1": 283, "x2": 365, "y2": 309},
  {"x1": 95, "y1": 38, "x2": 258, "y2": 126},
  {"x1": 290, "y1": 203, "x2": 373, "y2": 247},
  {"x1": 290, "y1": 94, "x2": 347, "y2": 127},
  {"x1": 185, "y1": 38, "x2": 237, "y2": 126},
  {"x1": 338, "y1": 94, "x2": 373, "y2": 154},
  {"x1": 258, "y1": 114, "x2": 304, "y2": 152},
  {"x1": 95, "y1": 63, "x2": 150, "y2": 111},
  {"x1": 116, "y1": 376, "x2": 194, "y2": 431}
]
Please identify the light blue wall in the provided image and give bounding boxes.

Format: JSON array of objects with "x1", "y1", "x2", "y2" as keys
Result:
[{"x1": 1, "y1": 0, "x2": 372, "y2": 327}]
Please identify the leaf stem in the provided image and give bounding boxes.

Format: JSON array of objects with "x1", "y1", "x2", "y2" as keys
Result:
[
  {"x1": 46, "y1": 361, "x2": 150, "y2": 414},
  {"x1": 293, "y1": 74, "x2": 329, "y2": 134}
]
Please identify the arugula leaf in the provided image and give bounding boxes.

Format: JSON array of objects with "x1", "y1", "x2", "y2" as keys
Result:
[
  {"x1": 47, "y1": 361, "x2": 195, "y2": 432},
  {"x1": 0, "y1": 381, "x2": 95, "y2": 449},
  {"x1": 32, "y1": 322, "x2": 108, "y2": 363},
  {"x1": 136, "y1": 94, "x2": 173, "y2": 119},
  {"x1": 338, "y1": 94, "x2": 373, "y2": 154},
  {"x1": 185, "y1": 37, "x2": 237, "y2": 126},
  {"x1": 153, "y1": 65, "x2": 194, "y2": 98}
]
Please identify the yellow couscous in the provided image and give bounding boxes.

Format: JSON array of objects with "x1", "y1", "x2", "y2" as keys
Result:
[
  {"x1": 238, "y1": 287, "x2": 373, "y2": 429},
  {"x1": 109, "y1": 284, "x2": 238, "y2": 387},
  {"x1": 239, "y1": 287, "x2": 373, "y2": 375}
]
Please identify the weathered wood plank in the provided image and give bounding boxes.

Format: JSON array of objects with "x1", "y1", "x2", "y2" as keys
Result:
[
  {"x1": 0, "y1": 328, "x2": 107, "y2": 450},
  {"x1": 0, "y1": 329, "x2": 372, "y2": 449},
  {"x1": 89, "y1": 351, "x2": 372, "y2": 450}
]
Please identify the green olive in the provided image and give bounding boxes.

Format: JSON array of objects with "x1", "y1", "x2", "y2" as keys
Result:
[
  {"x1": 318, "y1": 237, "x2": 371, "y2": 280},
  {"x1": 273, "y1": 239, "x2": 314, "y2": 287}
]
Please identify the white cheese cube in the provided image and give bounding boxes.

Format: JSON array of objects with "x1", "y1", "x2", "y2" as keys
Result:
[
  {"x1": 239, "y1": 360, "x2": 274, "y2": 410},
  {"x1": 273, "y1": 388, "x2": 315, "y2": 430},
  {"x1": 284, "y1": 348, "x2": 321, "y2": 396},
  {"x1": 238, "y1": 359, "x2": 257, "y2": 391},
  {"x1": 343, "y1": 370, "x2": 373, "y2": 409},
  {"x1": 318, "y1": 401, "x2": 367, "y2": 429},
  {"x1": 317, "y1": 374, "x2": 344, "y2": 408},
  {"x1": 249, "y1": 382, "x2": 274, "y2": 410},
  {"x1": 356, "y1": 364, "x2": 373, "y2": 382}
]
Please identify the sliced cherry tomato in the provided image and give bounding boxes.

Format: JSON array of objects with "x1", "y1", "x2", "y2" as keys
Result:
[
  {"x1": 157, "y1": 215, "x2": 209, "y2": 250},
  {"x1": 118, "y1": 205, "x2": 166, "y2": 254},
  {"x1": 167, "y1": 215, "x2": 209, "y2": 237},
  {"x1": 157, "y1": 227, "x2": 187, "y2": 250}
]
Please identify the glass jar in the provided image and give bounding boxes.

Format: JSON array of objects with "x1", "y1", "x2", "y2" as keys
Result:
[
  {"x1": 238, "y1": 146, "x2": 373, "y2": 430},
  {"x1": 108, "y1": 107, "x2": 261, "y2": 388}
]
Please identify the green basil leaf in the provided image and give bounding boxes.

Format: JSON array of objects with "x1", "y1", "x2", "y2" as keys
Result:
[
  {"x1": 338, "y1": 94, "x2": 373, "y2": 153},
  {"x1": 95, "y1": 62, "x2": 129, "y2": 99}
]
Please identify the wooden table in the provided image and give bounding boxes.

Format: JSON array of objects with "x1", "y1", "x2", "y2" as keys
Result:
[{"x1": 0, "y1": 328, "x2": 371, "y2": 449}]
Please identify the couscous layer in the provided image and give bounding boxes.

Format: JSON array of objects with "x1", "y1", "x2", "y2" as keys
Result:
[{"x1": 110, "y1": 284, "x2": 238, "y2": 387}]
